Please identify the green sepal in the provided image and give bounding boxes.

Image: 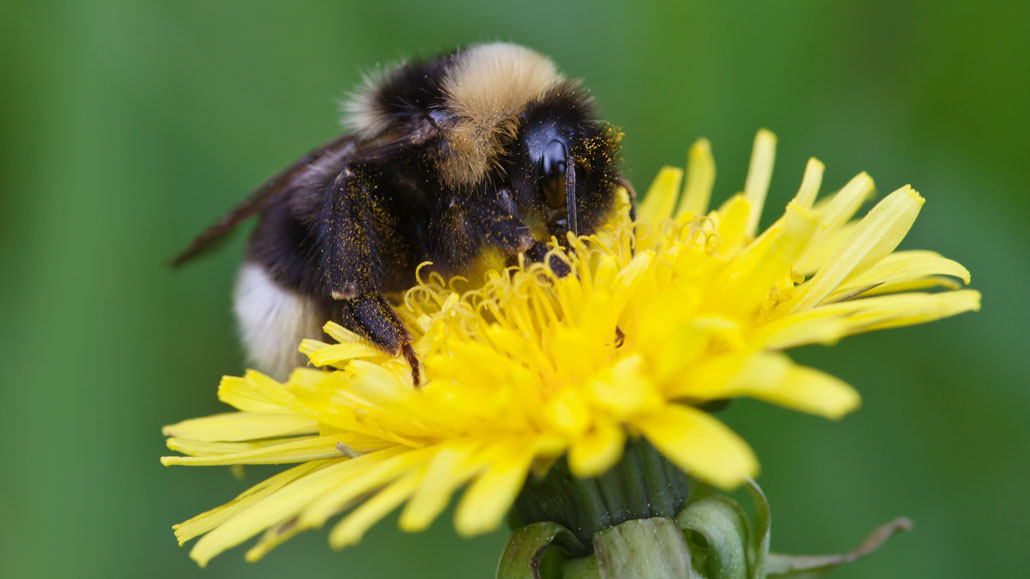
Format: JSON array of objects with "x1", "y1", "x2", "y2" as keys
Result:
[
  {"x1": 560, "y1": 555, "x2": 600, "y2": 579},
  {"x1": 676, "y1": 495, "x2": 750, "y2": 579},
  {"x1": 745, "y1": 480, "x2": 771, "y2": 577},
  {"x1": 765, "y1": 517, "x2": 913, "y2": 578},
  {"x1": 497, "y1": 521, "x2": 586, "y2": 579},
  {"x1": 502, "y1": 447, "x2": 911, "y2": 579},
  {"x1": 592, "y1": 517, "x2": 693, "y2": 579},
  {"x1": 674, "y1": 479, "x2": 910, "y2": 579}
]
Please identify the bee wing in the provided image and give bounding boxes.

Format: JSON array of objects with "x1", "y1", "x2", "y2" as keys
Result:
[{"x1": 170, "y1": 133, "x2": 361, "y2": 267}]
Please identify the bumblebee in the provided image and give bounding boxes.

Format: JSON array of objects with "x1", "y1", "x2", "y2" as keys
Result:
[{"x1": 174, "y1": 43, "x2": 631, "y2": 382}]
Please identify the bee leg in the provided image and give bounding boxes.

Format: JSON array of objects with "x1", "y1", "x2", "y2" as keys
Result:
[
  {"x1": 336, "y1": 292, "x2": 420, "y2": 385},
  {"x1": 466, "y1": 196, "x2": 535, "y2": 255},
  {"x1": 524, "y1": 242, "x2": 572, "y2": 277},
  {"x1": 321, "y1": 166, "x2": 420, "y2": 385},
  {"x1": 466, "y1": 201, "x2": 571, "y2": 277}
]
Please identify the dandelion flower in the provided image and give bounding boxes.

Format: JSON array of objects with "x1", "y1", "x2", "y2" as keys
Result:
[{"x1": 163, "y1": 130, "x2": 980, "y2": 566}]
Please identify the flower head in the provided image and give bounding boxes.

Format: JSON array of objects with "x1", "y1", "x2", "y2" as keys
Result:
[{"x1": 163, "y1": 130, "x2": 979, "y2": 565}]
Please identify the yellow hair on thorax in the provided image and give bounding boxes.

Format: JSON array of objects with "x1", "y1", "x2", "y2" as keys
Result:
[{"x1": 438, "y1": 43, "x2": 564, "y2": 187}]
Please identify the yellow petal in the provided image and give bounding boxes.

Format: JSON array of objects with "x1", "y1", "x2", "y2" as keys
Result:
[
  {"x1": 329, "y1": 470, "x2": 422, "y2": 548},
  {"x1": 568, "y1": 419, "x2": 626, "y2": 477},
  {"x1": 791, "y1": 186, "x2": 923, "y2": 313},
  {"x1": 771, "y1": 289, "x2": 980, "y2": 344},
  {"x1": 165, "y1": 437, "x2": 287, "y2": 458},
  {"x1": 323, "y1": 321, "x2": 365, "y2": 344},
  {"x1": 162, "y1": 413, "x2": 318, "y2": 442},
  {"x1": 589, "y1": 355, "x2": 660, "y2": 416},
  {"x1": 164, "y1": 434, "x2": 376, "y2": 466},
  {"x1": 710, "y1": 203, "x2": 817, "y2": 315},
  {"x1": 244, "y1": 518, "x2": 307, "y2": 562},
  {"x1": 617, "y1": 250, "x2": 656, "y2": 290},
  {"x1": 634, "y1": 405, "x2": 757, "y2": 490},
  {"x1": 816, "y1": 290, "x2": 982, "y2": 335},
  {"x1": 399, "y1": 444, "x2": 480, "y2": 532},
  {"x1": 723, "y1": 353, "x2": 860, "y2": 419},
  {"x1": 542, "y1": 387, "x2": 591, "y2": 436},
  {"x1": 188, "y1": 456, "x2": 363, "y2": 566},
  {"x1": 676, "y1": 138, "x2": 716, "y2": 218},
  {"x1": 749, "y1": 157, "x2": 825, "y2": 250},
  {"x1": 826, "y1": 250, "x2": 970, "y2": 303},
  {"x1": 794, "y1": 221, "x2": 860, "y2": 275},
  {"x1": 712, "y1": 196, "x2": 752, "y2": 255},
  {"x1": 812, "y1": 173, "x2": 876, "y2": 229},
  {"x1": 751, "y1": 314, "x2": 849, "y2": 349},
  {"x1": 454, "y1": 440, "x2": 537, "y2": 536},
  {"x1": 857, "y1": 275, "x2": 963, "y2": 297},
  {"x1": 797, "y1": 172, "x2": 875, "y2": 267},
  {"x1": 302, "y1": 340, "x2": 381, "y2": 367},
  {"x1": 744, "y1": 129, "x2": 776, "y2": 237},
  {"x1": 648, "y1": 318, "x2": 711, "y2": 383},
  {"x1": 173, "y1": 460, "x2": 329, "y2": 546},
  {"x1": 298, "y1": 447, "x2": 433, "y2": 529},
  {"x1": 792, "y1": 158, "x2": 824, "y2": 209},
  {"x1": 637, "y1": 167, "x2": 684, "y2": 228},
  {"x1": 217, "y1": 371, "x2": 294, "y2": 414},
  {"x1": 849, "y1": 188, "x2": 926, "y2": 274},
  {"x1": 189, "y1": 446, "x2": 411, "y2": 565}
]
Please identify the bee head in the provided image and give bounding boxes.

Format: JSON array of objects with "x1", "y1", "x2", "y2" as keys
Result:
[{"x1": 513, "y1": 86, "x2": 622, "y2": 243}]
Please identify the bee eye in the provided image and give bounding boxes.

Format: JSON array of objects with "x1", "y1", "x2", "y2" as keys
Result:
[{"x1": 540, "y1": 139, "x2": 567, "y2": 209}]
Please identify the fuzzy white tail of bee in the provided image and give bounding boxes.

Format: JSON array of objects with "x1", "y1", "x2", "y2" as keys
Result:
[{"x1": 233, "y1": 262, "x2": 323, "y2": 380}]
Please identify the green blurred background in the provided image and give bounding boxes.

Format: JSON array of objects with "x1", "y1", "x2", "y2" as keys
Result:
[{"x1": 2, "y1": 1, "x2": 1027, "y2": 577}]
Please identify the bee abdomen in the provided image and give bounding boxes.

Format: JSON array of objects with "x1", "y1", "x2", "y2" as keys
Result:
[{"x1": 233, "y1": 261, "x2": 325, "y2": 379}]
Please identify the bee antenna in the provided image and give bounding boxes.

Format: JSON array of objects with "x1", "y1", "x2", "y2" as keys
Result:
[{"x1": 565, "y1": 152, "x2": 578, "y2": 236}]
